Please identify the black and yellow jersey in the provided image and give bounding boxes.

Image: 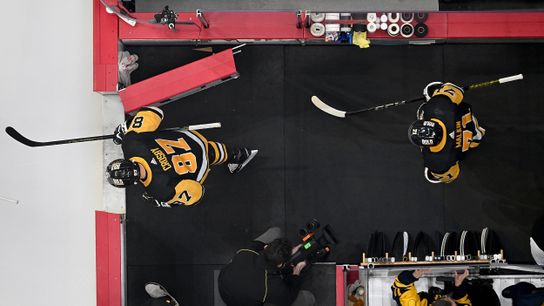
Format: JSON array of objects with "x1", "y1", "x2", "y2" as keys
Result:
[
  {"x1": 392, "y1": 270, "x2": 472, "y2": 306},
  {"x1": 121, "y1": 107, "x2": 209, "y2": 206},
  {"x1": 419, "y1": 84, "x2": 484, "y2": 183}
]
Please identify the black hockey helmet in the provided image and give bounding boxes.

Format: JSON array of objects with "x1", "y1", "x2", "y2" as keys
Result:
[
  {"x1": 106, "y1": 159, "x2": 140, "y2": 188},
  {"x1": 408, "y1": 120, "x2": 443, "y2": 147}
]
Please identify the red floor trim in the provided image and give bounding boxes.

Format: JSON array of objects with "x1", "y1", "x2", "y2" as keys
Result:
[{"x1": 96, "y1": 211, "x2": 122, "y2": 306}]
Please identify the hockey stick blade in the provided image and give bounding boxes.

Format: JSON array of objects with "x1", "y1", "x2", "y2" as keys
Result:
[
  {"x1": 5, "y1": 126, "x2": 114, "y2": 147},
  {"x1": 311, "y1": 96, "x2": 347, "y2": 118}
]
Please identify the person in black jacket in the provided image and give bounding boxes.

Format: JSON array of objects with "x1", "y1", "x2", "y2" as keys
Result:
[{"x1": 218, "y1": 227, "x2": 315, "y2": 306}]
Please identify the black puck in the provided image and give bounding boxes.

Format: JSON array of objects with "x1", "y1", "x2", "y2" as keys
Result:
[
  {"x1": 414, "y1": 23, "x2": 428, "y2": 37},
  {"x1": 401, "y1": 23, "x2": 414, "y2": 37},
  {"x1": 415, "y1": 12, "x2": 428, "y2": 22}
]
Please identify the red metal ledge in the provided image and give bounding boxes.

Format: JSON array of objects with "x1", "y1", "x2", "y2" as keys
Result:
[
  {"x1": 93, "y1": 0, "x2": 121, "y2": 92},
  {"x1": 119, "y1": 12, "x2": 306, "y2": 41},
  {"x1": 119, "y1": 48, "x2": 238, "y2": 113}
]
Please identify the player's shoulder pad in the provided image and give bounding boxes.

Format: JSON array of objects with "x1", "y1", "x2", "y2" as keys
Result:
[
  {"x1": 140, "y1": 106, "x2": 164, "y2": 119},
  {"x1": 432, "y1": 83, "x2": 464, "y2": 105},
  {"x1": 170, "y1": 179, "x2": 204, "y2": 207},
  {"x1": 127, "y1": 107, "x2": 164, "y2": 133}
]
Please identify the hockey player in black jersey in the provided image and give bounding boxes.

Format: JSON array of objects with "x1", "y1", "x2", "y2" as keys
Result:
[
  {"x1": 408, "y1": 82, "x2": 485, "y2": 183},
  {"x1": 105, "y1": 106, "x2": 258, "y2": 207}
]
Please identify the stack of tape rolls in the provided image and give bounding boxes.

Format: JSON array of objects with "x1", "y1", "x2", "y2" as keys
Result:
[
  {"x1": 387, "y1": 23, "x2": 400, "y2": 36},
  {"x1": 340, "y1": 13, "x2": 352, "y2": 32},
  {"x1": 310, "y1": 22, "x2": 325, "y2": 37},
  {"x1": 366, "y1": 13, "x2": 377, "y2": 23},
  {"x1": 310, "y1": 12, "x2": 325, "y2": 23},
  {"x1": 365, "y1": 11, "x2": 428, "y2": 38},
  {"x1": 367, "y1": 22, "x2": 377, "y2": 33},
  {"x1": 387, "y1": 12, "x2": 400, "y2": 23},
  {"x1": 324, "y1": 13, "x2": 340, "y2": 41},
  {"x1": 401, "y1": 23, "x2": 414, "y2": 38},
  {"x1": 415, "y1": 12, "x2": 428, "y2": 22},
  {"x1": 414, "y1": 23, "x2": 428, "y2": 37},
  {"x1": 401, "y1": 12, "x2": 414, "y2": 23}
]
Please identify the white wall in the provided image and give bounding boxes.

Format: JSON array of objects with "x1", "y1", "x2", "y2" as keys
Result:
[{"x1": 0, "y1": 1, "x2": 102, "y2": 305}]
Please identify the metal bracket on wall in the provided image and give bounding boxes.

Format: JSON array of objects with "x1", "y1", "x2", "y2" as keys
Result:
[{"x1": 196, "y1": 9, "x2": 210, "y2": 29}]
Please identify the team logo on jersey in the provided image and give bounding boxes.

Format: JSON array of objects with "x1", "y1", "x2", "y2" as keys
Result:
[{"x1": 150, "y1": 158, "x2": 157, "y2": 165}]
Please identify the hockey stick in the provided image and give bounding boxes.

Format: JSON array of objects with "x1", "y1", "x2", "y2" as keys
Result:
[
  {"x1": 5, "y1": 122, "x2": 221, "y2": 147},
  {"x1": 311, "y1": 74, "x2": 524, "y2": 118},
  {"x1": 99, "y1": 0, "x2": 137, "y2": 26}
]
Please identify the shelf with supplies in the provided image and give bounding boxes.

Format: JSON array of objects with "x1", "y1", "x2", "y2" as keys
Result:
[{"x1": 301, "y1": 11, "x2": 439, "y2": 47}]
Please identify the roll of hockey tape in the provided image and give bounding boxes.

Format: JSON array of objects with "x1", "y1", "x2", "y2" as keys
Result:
[
  {"x1": 366, "y1": 13, "x2": 377, "y2": 23},
  {"x1": 367, "y1": 22, "x2": 377, "y2": 33},
  {"x1": 388, "y1": 12, "x2": 400, "y2": 23},
  {"x1": 380, "y1": 13, "x2": 388, "y2": 23},
  {"x1": 401, "y1": 23, "x2": 414, "y2": 38},
  {"x1": 310, "y1": 12, "x2": 325, "y2": 23},
  {"x1": 401, "y1": 12, "x2": 414, "y2": 23},
  {"x1": 415, "y1": 12, "x2": 429, "y2": 22},
  {"x1": 380, "y1": 22, "x2": 388, "y2": 31},
  {"x1": 325, "y1": 13, "x2": 340, "y2": 20},
  {"x1": 414, "y1": 23, "x2": 428, "y2": 37},
  {"x1": 387, "y1": 23, "x2": 400, "y2": 36},
  {"x1": 310, "y1": 22, "x2": 325, "y2": 37}
]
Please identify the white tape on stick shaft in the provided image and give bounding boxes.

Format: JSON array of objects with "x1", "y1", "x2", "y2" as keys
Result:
[
  {"x1": 499, "y1": 74, "x2": 523, "y2": 83},
  {"x1": 187, "y1": 122, "x2": 221, "y2": 130}
]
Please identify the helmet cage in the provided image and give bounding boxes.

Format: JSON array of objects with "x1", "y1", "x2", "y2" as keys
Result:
[
  {"x1": 106, "y1": 159, "x2": 140, "y2": 188},
  {"x1": 408, "y1": 120, "x2": 443, "y2": 147}
]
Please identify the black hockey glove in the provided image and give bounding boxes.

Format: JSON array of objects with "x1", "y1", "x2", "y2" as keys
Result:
[
  {"x1": 113, "y1": 121, "x2": 128, "y2": 145},
  {"x1": 423, "y1": 82, "x2": 443, "y2": 102},
  {"x1": 142, "y1": 192, "x2": 172, "y2": 208}
]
